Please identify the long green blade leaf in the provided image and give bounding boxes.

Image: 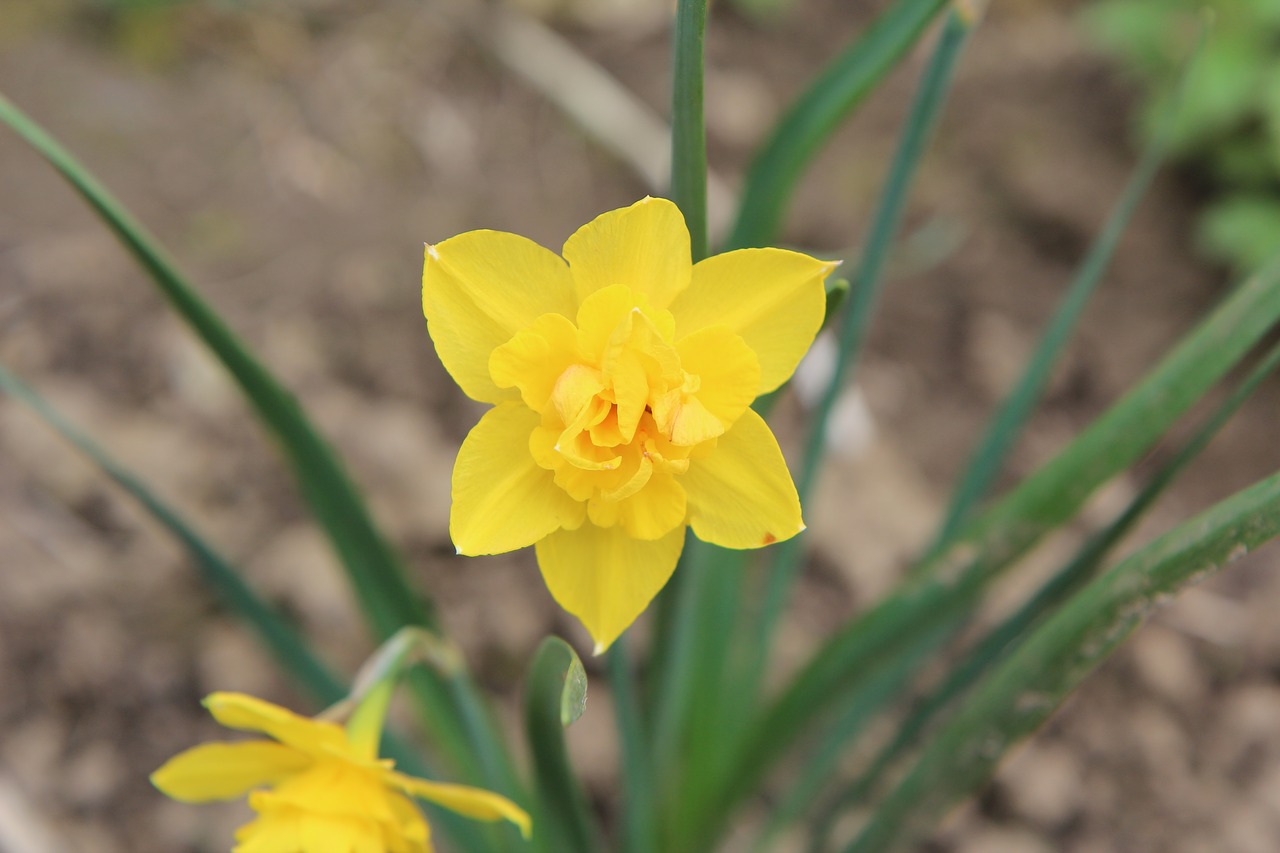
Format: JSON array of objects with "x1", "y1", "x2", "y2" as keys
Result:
[
  {"x1": 0, "y1": 93, "x2": 517, "y2": 792},
  {"x1": 0, "y1": 362, "x2": 344, "y2": 703},
  {"x1": 524, "y1": 638, "x2": 599, "y2": 853},
  {"x1": 727, "y1": 0, "x2": 948, "y2": 250},
  {"x1": 928, "y1": 20, "x2": 1206, "y2": 551},
  {"x1": 608, "y1": 641, "x2": 659, "y2": 853},
  {"x1": 0, "y1": 362, "x2": 493, "y2": 851},
  {"x1": 655, "y1": 272, "x2": 852, "y2": 790},
  {"x1": 842, "y1": 466, "x2": 1280, "y2": 852},
  {"x1": 670, "y1": 13, "x2": 975, "y2": 846},
  {"x1": 753, "y1": 1, "x2": 975, "y2": 687},
  {"x1": 0, "y1": 92, "x2": 430, "y2": 641},
  {"x1": 950, "y1": 251, "x2": 1280, "y2": 577},
  {"x1": 811, "y1": 337, "x2": 1280, "y2": 849},
  {"x1": 726, "y1": 254, "x2": 1280, "y2": 821},
  {"x1": 751, "y1": 612, "x2": 964, "y2": 853}
]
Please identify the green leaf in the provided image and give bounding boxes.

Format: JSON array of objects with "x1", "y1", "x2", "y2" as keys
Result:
[
  {"x1": 608, "y1": 642, "x2": 659, "y2": 853},
  {"x1": 0, "y1": 93, "x2": 520, "y2": 796},
  {"x1": 675, "y1": 16, "x2": 975, "y2": 844},
  {"x1": 948, "y1": 252, "x2": 1280, "y2": 580},
  {"x1": 0, "y1": 91, "x2": 429, "y2": 644},
  {"x1": 724, "y1": 252, "x2": 1280, "y2": 826},
  {"x1": 0, "y1": 362, "x2": 494, "y2": 852},
  {"x1": 523, "y1": 638, "x2": 599, "y2": 853},
  {"x1": 1197, "y1": 194, "x2": 1280, "y2": 272},
  {"x1": 929, "y1": 17, "x2": 1200, "y2": 552},
  {"x1": 1155, "y1": 33, "x2": 1264, "y2": 154},
  {"x1": 1207, "y1": 132, "x2": 1276, "y2": 185},
  {"x1": 654, "y1": 250, "x2": 847, "y2": 816},
  {"x1": 760, "y1": 3, "x2": 974, "y2": 647},
  {"x1": 1081, "y1": 0, "x2": 1183, "y2": 75},
  {"x1": 1265, "y1": 66, "x2": 1280, "y2": 172},
  {"x1": 811, "y1": 337, "x2": 1280, "y2": 849},
  {"x1": 1243, "y1": 0, "x2": 1280, "y2": 27},
  {"x1": 751, "y1": 612, "x2": 964, "y2": 853},
  {"x1": 0, "y1": 361, "x2": 344, "y2": 705},
  {"x1": 727, "y1": 0, "x2": 948, "y2": 250},
  {"x1": 656, "y1": 542, "x2": 751, "y2": 848},
  {"x1": 842, "y1": 465, "x2": 1280, "y2": 852},
  {"x1": 727, "y1": 0, "x2": 795, "y2": 23}
]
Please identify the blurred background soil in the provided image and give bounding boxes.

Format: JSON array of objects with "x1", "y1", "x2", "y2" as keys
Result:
[{"x1": 2, "y1": 0, "x2": 1280, "y2": 850}]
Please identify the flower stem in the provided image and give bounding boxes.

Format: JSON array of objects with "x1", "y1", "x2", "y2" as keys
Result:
[
  {"x1": 347, "y1": 678, "x2": 395, "y2": 759},
  {"x1": 670, "y1": 0, "x2": 709, "y2": 262}
]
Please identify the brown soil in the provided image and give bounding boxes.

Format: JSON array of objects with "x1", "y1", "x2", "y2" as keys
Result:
[{"x1": 2, "y1": 1, "x2": 1279, "y2": 851}]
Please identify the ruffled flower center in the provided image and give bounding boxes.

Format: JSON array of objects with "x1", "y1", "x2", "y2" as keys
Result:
[
  {"x1": 489, "y1": 284, "x2": 757, "y2": 537},
  {"x1": 237, "y1": 760, "x2": 428, "y2": 853}
]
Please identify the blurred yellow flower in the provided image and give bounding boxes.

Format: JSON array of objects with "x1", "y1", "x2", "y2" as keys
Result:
[
  {"x1": 151, "y1": 692, "x2": 530, "y2": 853},
  {"x1": 422, "y1": 197, "x2": 836, "y2": 652}
]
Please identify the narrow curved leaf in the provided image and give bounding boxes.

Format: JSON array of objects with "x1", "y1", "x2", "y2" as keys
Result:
[
  {"x1": 524, "y1": 637, "x2": 599, "y2": 853},
  {"x1": 608, "y1": 642, "x2": 658, "y2": 853},
  {"x1": 811, "y1": 338, "x2": 1280, "y2": 849},
  {"x1": 726, "y1": 253, "x2": 1280, "y2": 825},
  {"x1": 0, "y1": 92, "x2": 431, "y2": 642},
  {"x1": 843, "y1": 466, "x2": 1280, "y2": 852},
  {"x1": 0, "y1": 93, "x2": 520, "y2": 795},
  {"x1": 752, "y1": 1, "x2": 975, "y2": 692},
  {"x1": 0, "y1": 362, "x2": 493, "y2": 851},
  {"x1": 929, "y1": 18, "x2": 1207, "y2": 551},
  {"x1": 0, "y1": 362, "x2": 344, "y2": 704},
  {"x1": 727, "y1": 0, "x2": 948, "y2": 250},
  {"x1": 675, "y1": 11, "x2": 974, "y2": 842}
]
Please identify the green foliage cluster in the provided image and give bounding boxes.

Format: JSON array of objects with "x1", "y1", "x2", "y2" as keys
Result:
[
  {"x1": 1085, "y1": 0, "x2": 1280, "y2": 271},
  {"x1": 5, "y1": 3, "x2": 1280, "y2": 852}
]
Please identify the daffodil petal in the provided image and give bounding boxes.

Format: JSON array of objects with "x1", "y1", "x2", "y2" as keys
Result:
[
  {"x1": 299, "y1": 814, "x2": 383, "y2": 853},
  {"x1": 535, "y1": 522, "x2": 686, "y2": 653},
  {"x1": 423, "y1": 231, "x2": 576, "y2": 404},
  {"x1": 574, "y1": 284, "x2": 635, "y2": 363},
  {"x1": 204, "y1": 692, "x2": 351, "y2": 756},
  {"x1": 451, "y1": 403, "x2": 586, "y2": 555},
  {"x1": 562, "y1": 197, "x2": 692, "y2": 309},
  {"x1": 672, "y1": 248, "x2": 836, "y2": 393},
  {"x1": 676, "y1": 325, "x2": 761, "y2": 432},
  {"x1": 235, "y1": 808, "x2": 393, "y2": 853},
  {"x1": 385, "y1": 791, "x2": 433, "y2": 848},
  {"x1": 386, "y1": 771, "x2": 533, "y2": 838},
  {"x1": 682, "y1": 407, "x2": 803, "y2": 549},
  {"x1": 234, "y1": 810, "x2": 304, "y2": 853},
  {"x1": 151, "y1": 741, "x2": 310, "y2": 803},
  {"x1": 616, "y1": 471, "x2": 687, "y2": 540},
  {"x1": 262, "y1": 762, "x2": 398, "y2": 822},
  {"x1": 489, "y1": 312, "x2": 580, "y2": 411}
]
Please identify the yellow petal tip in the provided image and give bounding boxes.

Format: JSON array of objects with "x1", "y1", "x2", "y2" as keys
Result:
[{"x1": 592, "y1": 641, "x2": 608, "y2": 656}]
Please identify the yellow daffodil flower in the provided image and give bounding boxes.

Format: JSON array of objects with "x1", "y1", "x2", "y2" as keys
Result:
[
  {"x1": 151, "y1": 691, "x2": 530, "y2": 853},
  {"x1": 422, "y1": 197, "x2": 837, "y2": 652}
]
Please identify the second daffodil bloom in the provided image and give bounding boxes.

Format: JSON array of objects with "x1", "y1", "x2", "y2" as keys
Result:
[
  {"x1": 152, "y1": 692, "x2": 530, "y2": 853},
  {"x1": 423, "y1": 197, "x2": 837, "y2": 652}
]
